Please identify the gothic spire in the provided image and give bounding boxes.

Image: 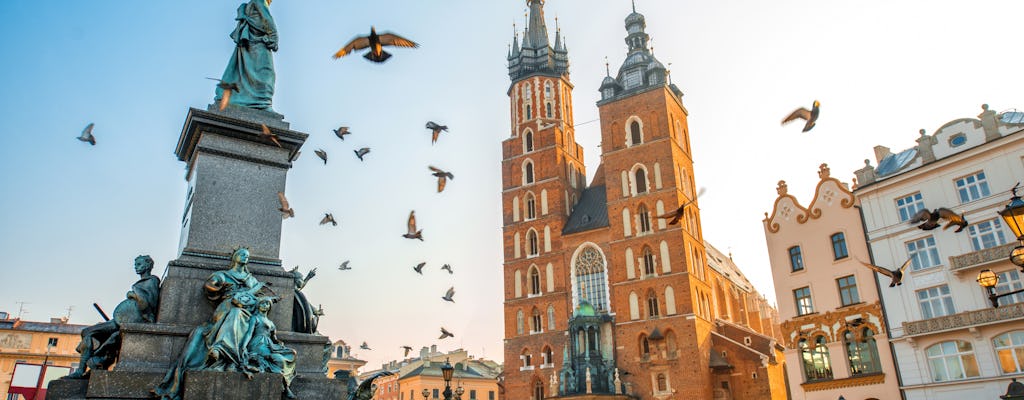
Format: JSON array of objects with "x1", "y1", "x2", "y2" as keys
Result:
[
  {"x1": 507, "y1": 0, "x2": 569, "y2": 81},
  {"x1": 525, "y1": 0, "x2": 550, "y2": 50}
]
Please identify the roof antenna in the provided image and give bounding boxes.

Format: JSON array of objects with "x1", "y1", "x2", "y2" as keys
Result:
[
  {"x1": 632, "y1": 0, "x2": 637, "y2": 13},
  {"x1": 605, "y1": 56, "x2": 610, "y2": 76}
]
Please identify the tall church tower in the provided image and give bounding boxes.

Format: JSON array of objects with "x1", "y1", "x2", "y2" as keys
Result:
[
  {"x1": 595, "y1": 5, "x2": 716, "y2": 399},
  {"x1": 501, "y1": 0, "x2": 586, "y2": 398}
]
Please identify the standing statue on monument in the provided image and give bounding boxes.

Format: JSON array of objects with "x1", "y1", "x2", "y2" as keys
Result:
[
  {"x1": 214, "y1": 0, "x2": 278, "y2": 110},
  {"x1": 290, "y1": 266, "x2": 322, "y2": 334},
  {"x1": 68, "y1": 255, "x2": 161, "y2": 378},
  {"x1": 155, "y1": 247, "x2": 271, "y2": 400}
]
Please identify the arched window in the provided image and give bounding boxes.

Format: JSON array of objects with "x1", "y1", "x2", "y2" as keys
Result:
[
  {"x1": 525, "y1": 192, "x2": 537, "y2": 220},
  {"x1": 656, "y1": 373, "x2": 667, "y2": 392},
  {"x1": 831, "y1": 232, "x2": 849, "y2": 259},
  {"x1": 514, "y1": 269, "x2": 523, "y2": 297},
  {"x1": 638, "y1": 204, "x2": 652, "y2": 233},
  {"x1": 531, "y1": 307, "x2": 542, "y2": 333},
  {"x1": 927, "y1": 340, "x2": 980, "y2": 381},
  {"x1": 516, "y1": 310, "x2": 524, "y2": 335},
  {"x1": 664, "y1": 286, "x2": 676, "y2": 315},
  {"x1": 533, "y1": 380, "x2": 544, "y2": 400},
  {"x1": 521, "y1": 348, "x2": 532, "y2": 368},
  {"x1": 994, "y1": 331, "x2": 1024, "y2": 373},
  {"x1": 524, "y1": 84, "x2": 532, "y2": 100},
  {"x1": 629, "y1": 291, "x2": 640, "y2": 320},
  {"x1": 635, "y1": 168, "x2": 648, "y2": 194},
  {"x1": 574, "y1": 245, "x2": 609, "y2": 310},
  {"x1": 640, "y1": 334, "x2": 650, "y2": 357},
  {"x1": 523, "y1": 160, "x2": 535, "y2": 185},
  {"x1": 546, "y1": 102, "x2": 553, "y2": 118},
  {"x1": 630, "y1": 120, "x2": 642, "y2": 145},
  {"x1": 524, "y1": 130, "x2": 534, "y2": 152},
  {"x1": 845, "y1": 328, "x2": 881, "y2": 375},
  {"x1": 647, "y1": 290, "x2": 660, "y2": 318},
  {"x1": 799, "y1": 336, "x2": 833, "y2": 381},
  {"x1": 544, "y1": 81, "x2": 552, "y2": 99},
  {"x1": 527, "y1": 230, "x2": 539, "y2": 257},
  {"x1": 526, "y1": 104, "x2": 532, "y2": 120},
  {"x1": 529, "y1": 266, "x2": 541, "y2": 295},
  {"x1": 642, "y1": 247, "x2": 656, "y2": 276},
  {"x1": 542, "y1": 346, "x2": 553, "y2": 366},
  {"x1": 547, "y1": 305, "x2": 556, "y2": 330}
]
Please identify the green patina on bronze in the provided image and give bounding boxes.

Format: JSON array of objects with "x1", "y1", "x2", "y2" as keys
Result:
[
  {"x1": 214, "y1": 0, "x2": 278, "y2": 111},
  {"x1": 154, "y1": 248, "x2": 296, "y2": 400}
]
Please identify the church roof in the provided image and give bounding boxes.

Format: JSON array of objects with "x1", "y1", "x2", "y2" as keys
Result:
[{"x1": 562, "y1": 186, "x2": 610, "y2": 235}]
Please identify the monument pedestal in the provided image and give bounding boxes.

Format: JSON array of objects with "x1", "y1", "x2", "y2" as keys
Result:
[{"x1": 49, "y1": 107, "x2": 346, "y2": 399}]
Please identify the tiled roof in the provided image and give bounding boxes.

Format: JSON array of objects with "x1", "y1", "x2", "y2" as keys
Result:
[{"x1": 562, "y1": 186, "x2": 610, "y2": 235}]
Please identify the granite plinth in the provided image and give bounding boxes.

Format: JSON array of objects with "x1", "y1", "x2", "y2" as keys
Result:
[
  {"x1": 85, "y1": 370, "x2": 163, "y2": 398},
  {"x1": 183, "y1": 371, "x2": 282, "y2": 400},
  {"x1": 175, "y1": 108, "x2": 307, "y2": 261},
  {"x1": 156, "y1": 258, "x2": 296, "y2": 330},
  {"x1": 206, "y1": 103, "x2": 289, "y2": 130},
  {"x1": 50, "y1": 371, "x2": 346, "y2": 400},
  {"x1": 47, "y1": 377, "x2": 89, "y2": 400}
]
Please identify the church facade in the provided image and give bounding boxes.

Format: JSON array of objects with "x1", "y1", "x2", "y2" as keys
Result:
[{"x1": 500, "y1": 2, "x2": 787, "y2": 399}]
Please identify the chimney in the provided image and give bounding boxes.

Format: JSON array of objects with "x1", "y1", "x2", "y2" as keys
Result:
[{"x1": 873, "y1": 145, "x2": 892, "y2": 163}]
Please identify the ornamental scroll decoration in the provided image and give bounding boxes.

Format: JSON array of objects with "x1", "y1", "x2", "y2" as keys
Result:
[
  {"x1": 764, "y1": 180, "x2": 811, "y2": 234},
  {"x1": 780, "y1": 301, "x2": 885, "y2": 350},
  {"x1": 806, "y1": 163, "x2": 856, "y2": 220}
]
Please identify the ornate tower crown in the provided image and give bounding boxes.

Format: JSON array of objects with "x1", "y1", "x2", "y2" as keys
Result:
[{"x1": 507, "y1": 0, "x2": 569, "y2": 81}]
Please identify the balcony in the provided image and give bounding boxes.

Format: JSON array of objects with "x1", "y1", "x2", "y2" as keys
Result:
[
  {"x1": 902, "y1": 302, "x2": 1024, "y2": 336},
  {"x1": 949, "y1": 242, "x2": 1018, "y2": 274}
]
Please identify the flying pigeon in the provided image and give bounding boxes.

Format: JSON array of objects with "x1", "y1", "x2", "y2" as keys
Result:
[
  {"x1": 354, "y1": 147, "x2": 371, "y2": 161},
  {"x1": 315, "y1": 149, "x2": 328, "y2": 165},
  {"x1": 781, "y1": 100, "x2": 820, "y2": 132},
  {"x1": 856, "y1": 257, "x2": 913, "y2": 287},
  {"x1": 439, "y1": 327, "x2": 454, "y2": 340},
  {"x1": 207, "y1": 77, "x2": 239, "y2": 111},
  {"x1": 348, "y1": 371, "x2": 394, "y2": 400},
  {"x1": 277, "y1": 192, "x2": 295, "y2": 219},
  {"x1": 413, "y1": 262, "x2": 426, "y2": 274},
  {"x1": 909, "y1": 208, "x2": 968, "y2": 232},
  {"x1": 402, "y1": 210, "x2": 423, "y2": 241},
  {"x1": 77, "y1": 123, "x2": 96, "y2": 145},
  {"x1": 441, "y1": 264, "x2": 453, "y2": 274},
  {"x1": 320, "y1": 213, "x2": 337, "y2": 226},
  {"x1": 442, "y1": 287, "x2": 455, "y2": 303},
  {"x1": 333, "y1": 26, "x2": 419, "y2": 63},
  {"x1": 429, "y1": 166, "x2": 454, "y2": 193},
  {"x1": 401, "y1": 346, "x2": 413, "y2": 357},
  {"x1": 334, "y1": 126, "x2": 351, "y2": 141},
  {"x1": 338, "y1": 260, "x2": 351, "y2": 271},
  {"x1": 261, "y1": 124, "x2": 283, "y2": 148},
  {"x1": 657, "y1": 187, "x2": 706, "y2": 225},
  {"x1": 360, "y1": 342, "x2": 371, "y2": 350},
  {"x1": 425, "y1": 121, "x2": 448, "y2": 144}
]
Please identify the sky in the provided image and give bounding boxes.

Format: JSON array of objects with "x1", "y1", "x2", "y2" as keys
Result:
[{"x1": 1, "y1": 0, "x2": 1023, "y2": 372}]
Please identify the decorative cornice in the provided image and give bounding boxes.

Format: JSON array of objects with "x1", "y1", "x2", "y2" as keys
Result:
[
  {"x1": 806, "y1": 163, "x2": 856, "y2": 220},
  {"x1": 902, "y1": 301, "x2": 1024, "y2": 337},
  {"x1": 764, "y1": 180, "x2": 811, "y2": 234},
  {"x1": 801, "y1": 373, "x2": 885, "y2": 392},
  {"x1": 779, "y1": 302, "x2": 885, "y2": 349}
]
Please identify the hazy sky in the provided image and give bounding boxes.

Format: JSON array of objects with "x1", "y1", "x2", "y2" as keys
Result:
[{"x1": 1, "y1": 0, "x2": 1022, "y2": 371}]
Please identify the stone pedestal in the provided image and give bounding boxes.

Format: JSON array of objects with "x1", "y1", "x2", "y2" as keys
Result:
[{"x1": 49, "y1": 107, "x2": 345, "y2": 399}]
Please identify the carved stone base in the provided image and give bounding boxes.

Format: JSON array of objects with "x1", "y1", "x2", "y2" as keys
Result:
[{"x1": 50, "y1": 371, "x2": 346, "y2": 399}]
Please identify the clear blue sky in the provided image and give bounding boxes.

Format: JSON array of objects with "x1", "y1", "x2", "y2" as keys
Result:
[{"x1": 2, "y1": 0, "x2": 1023, "y2": 371}]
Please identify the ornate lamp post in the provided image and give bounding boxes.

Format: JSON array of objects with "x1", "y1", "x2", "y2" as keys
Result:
[{"x1": 441, "y1": 358, "x2": 455, "y2": 400}]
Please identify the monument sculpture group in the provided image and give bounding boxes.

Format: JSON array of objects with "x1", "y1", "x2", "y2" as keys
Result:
[{"x1": 48, "y1": 1, "x2": 348, "y2": 398}]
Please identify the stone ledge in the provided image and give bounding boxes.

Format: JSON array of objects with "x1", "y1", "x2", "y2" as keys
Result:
[
  {"x1": 801, "y1": 373, "x2": 885, "y2": 392},
  {"x1": 950, "y1": 242, "x2": 1017, "y2": 273},
  {"x1": 902, "y1": 302, "x2": 1024, "y2": 337}
]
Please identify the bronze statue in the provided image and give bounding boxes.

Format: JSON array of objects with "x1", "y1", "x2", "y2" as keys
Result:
[
  {"x1": 243, "y1": 297, "x2": 297, "y2": 398},
  {"x1": 69, "y1": 255, "x2": 160, "y2": 378},
  {"x1": 290, "y1": 266, "x2": 322, "y2": 333},
  {"x1": 214, "y1": 0, "x2": 278, "y2": 110},
  {"x1": 155, "y1": 247, "x2": 287, "y2": 400}
]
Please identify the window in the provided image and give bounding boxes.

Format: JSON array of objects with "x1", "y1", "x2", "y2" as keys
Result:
[
  {"x1": 994, "y1": 331, "x2": 1024, "y2": 374},
  {"x1": 531, "y1": 309, "x2": 542, "y2": 333},
  {"x1": 534, "y1": 380, "x2": 544, "y2": 400},
  {"x1": 524, "y1": 84, "x2": 532, "y2": 100},
  {"x1": 845, "y1": 329, "x2": 881, "y2": 375},
  {"x1": 489, "y1": 391, "x2": 495, "y2": 400},
  {"x1": 642, "y1": 247, "x2": 656, "y2": 276},
  {"x1": 602, "y1": 88, "x2": 614, "y2": 99},
  {"x1": 968, "y1": 218, "x2": 1008, "y2": 251},
  {"x1": 907, "y1": 236, "x2": 941, "y2": 271},
  {"x1": 995, "y1": 269, "x2": 1024, "y2": 306},
  {"x1": 574, "y1": 246, "x2": 609, "y2": 310},
  {"x1": 470, "y1": 390, "x2": 477, "y2": 400},
  {"x1": 623, "y1": 70, "x2": 642, "y2": 89},
  {"x1": 799, "y1": 336, "x2": 833, "y2": 381},
  {"x1": 433, "y1": 388, "x2": 440, "y2": 398},
  {"x1": 896, "y1": 192, "x2": 926, "y2": 222},
  {"x1": 526, "y1": 104, "x2": 532, "y2": 120},
  {"x1": 831, "y1": 233, "x2": 848, "y2": 260},
  {"x1": 955, "y1": 171, "x2": 991, "y2": 203},
  {"x1": 525, "y1": 193, "x2": 536, "y2": 220},
  {"x1": 837, "y1": 275, "x2": 860, "y2": 306},
  {"x1": 656, "y1": 373, "x2": 667, "y2": 392},
  {"x1": 635, "y1": 168, "x2": 648, "y2": 194},
  {"x1": 524, "y1": 130, "x2": 534, "y2": 152},
  {"x1": 47, "y1": 338, "x2": 58, "y2": 347},
  {"x1": 640, "y1": 334, "x2": 651, "y2": 357},
  {"x1": 527, "y1": 230, "x2": 539, "y2": 257},
  {"x1": 917, "y1": 285, "x2": 955, "y2": 318},
  {"x1": 523, "y1": 160, "x2": 535, "y2": 185},
  {"x1": 630, "y1": 121, "x2": 643, "y2": 145},
  {"x1": 789, "y1": 246, "x2": 804, "y2": 272},
  {"x1": 794, "y1": 286, "x2": 813, "y2": 316},
  {"x1": 517, "y1": 310, "x2": 524, "y2": 335},
  {"x1": 545, "y1": 103, "x2": 553, "y2": 118},
  {"x1": 949, "y1": 133, "x2": 968, "y2": 147},
  {"x1": 638, "y1": 205, "x2": 652, "y2": 233},
  {"x1": 647, "y1": 290, "x2": 660, "y2": 318},
  {"x1": 529, "y1": 267, "x2": 541, "y2": 295},
  {"x1": 927, "y1": 340, "x2": 980, "y2": 382},
  {"x1": 544, "y1": 82, "x2": 552, "y2": 99}
]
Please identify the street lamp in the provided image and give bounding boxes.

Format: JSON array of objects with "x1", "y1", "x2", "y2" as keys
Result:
[
  {"x1": 977, "y1": 269, "x2": 1024, "y2": 308},
  {"x1": 441, "y1": 358, "x2": 455, "y2": 400},
  {"x1": 999, "y1": 185, "x2": 1024, "y2": 267},
  {"x1": 455, "y1": 384, "x2": 465, "y2": 400},
  {"x1": 422, "y1": 388, "x2": 430, "y2": 399}
]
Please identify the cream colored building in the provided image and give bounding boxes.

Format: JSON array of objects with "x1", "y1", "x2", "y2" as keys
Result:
[
  {"x1": 326, "y1": 339, "x2": 367, "y2": 379},
  {"x1": 359, "y1": 347, "x2": 501, "y2": 400},
  {"x1": 853, "y1": 104, "x2": 1024, "y2": 399},
  {"x1": 764, "y1": 164, "x2": 901, "y2": 400},
  {"x1": 0, "y1": 313, "x2": 85, "y2": 400}
]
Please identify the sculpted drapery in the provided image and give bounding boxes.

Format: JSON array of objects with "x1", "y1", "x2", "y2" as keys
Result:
[{"x1": 214, "y1": 0, "x2": 278, "y2": 110}]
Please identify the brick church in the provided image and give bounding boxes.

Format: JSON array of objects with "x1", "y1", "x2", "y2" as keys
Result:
[{"x1": 500, "y1": 2, "x2": 788, "y2": 399}]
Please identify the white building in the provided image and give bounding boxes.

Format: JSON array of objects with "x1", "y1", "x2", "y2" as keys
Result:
[{"x1": 853, "y1": 104, "x2": 1024, "y2": 399}]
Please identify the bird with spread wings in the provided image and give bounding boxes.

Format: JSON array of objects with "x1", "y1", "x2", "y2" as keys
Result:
[
  {"x1": 333, "y1": 27, "x2": 418, "y2": 63},
  {"x1": 855, "y1": 257, "x2": 913, "y2": 287}
]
